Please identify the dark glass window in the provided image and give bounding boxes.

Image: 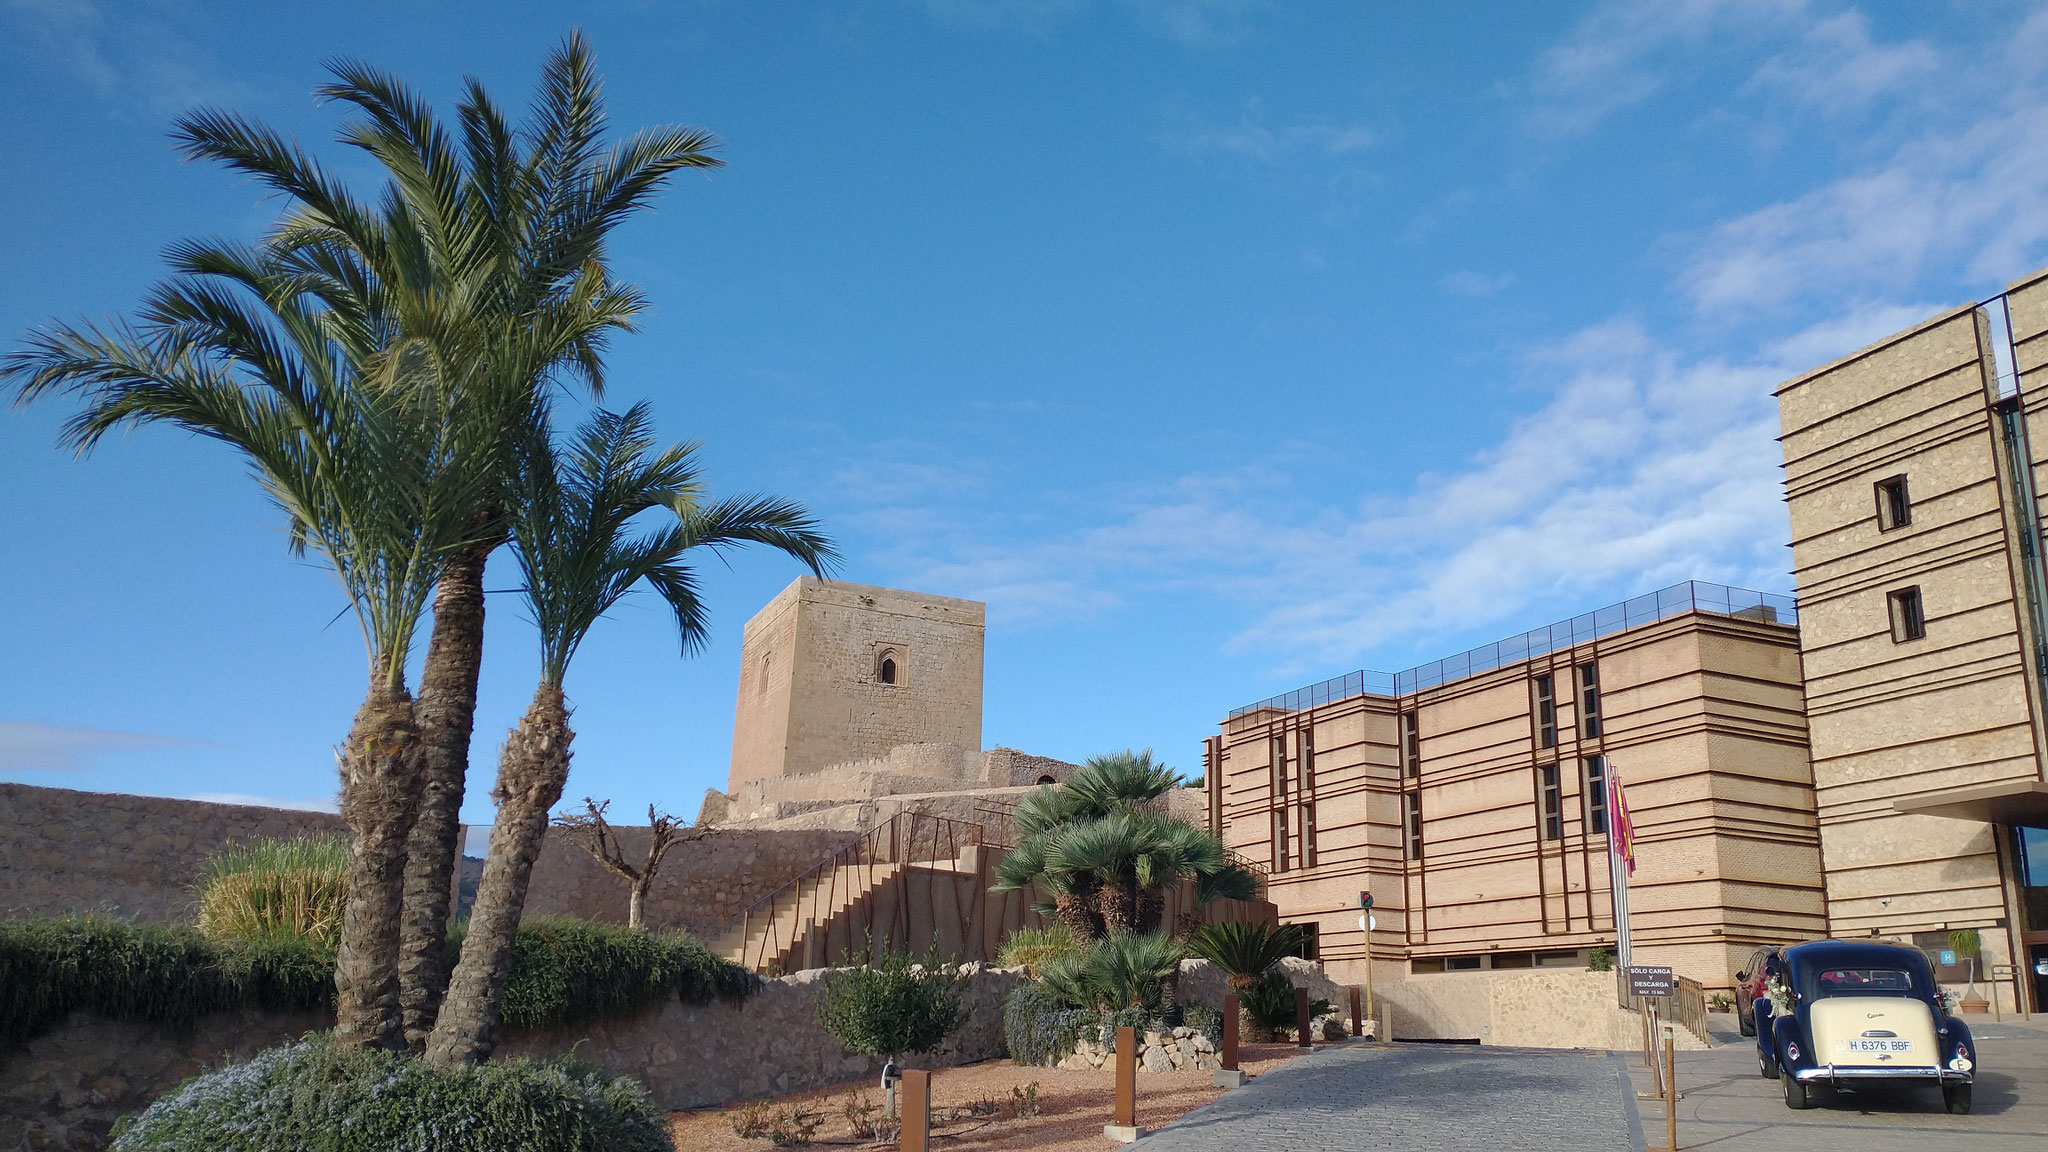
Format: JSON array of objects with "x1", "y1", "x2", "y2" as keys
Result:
[
  {"x1": 1535, "y1": 675, "x2": 1556, "y2": 748},
  {"x1": 1405, "y1": 792, "x2": 1423, "y2": 860},
  {"x1": 1579, "y1": 664, "x2": 1601, "y2": 738},
  {"x1": 1401, "y1": 711, "x2": 1420, "y2": 777},
  {"x1": 878, "y1": 657, "x2": 896, "y2": 684},
  {"x1": 1540, "y1": 764, "x2": 1562, "y2": 840},
  {"x1": 1584, "y1": 756, "x2": 1609, "y2": 835},
  {"x1": 1888, "y1": 587, "x2": 1926, "y2": 642},
  {"x1": 1876, "y1": 475, "x2": 1912, "y2": 530}
]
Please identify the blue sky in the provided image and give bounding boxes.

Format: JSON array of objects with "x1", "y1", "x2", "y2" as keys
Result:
[{"x1": 2, "y1": 0, "x2": 2043, "y2": 824}]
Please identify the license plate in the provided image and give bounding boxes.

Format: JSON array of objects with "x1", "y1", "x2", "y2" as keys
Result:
[{"x1": 1846, "y1": 1039, "x2": 1912, "y2": 1053}]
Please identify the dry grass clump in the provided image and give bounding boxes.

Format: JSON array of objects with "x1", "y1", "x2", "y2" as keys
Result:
[{"x1": 194, "y1": 835, "x2": 349, "y2": 948}]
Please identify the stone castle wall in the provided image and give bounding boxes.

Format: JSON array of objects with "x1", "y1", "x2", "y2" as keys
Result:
[
  {"x1": 522, "y1": 824, "x2": 859, "y2": 937},
  {"x1": 0, "y1": 782, "x2": 344, "y2": 922}
]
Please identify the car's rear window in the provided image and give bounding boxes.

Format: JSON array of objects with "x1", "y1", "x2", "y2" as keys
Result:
[{"x1": 1814, "y1": 968, "x2": 1914, "y2": 996}]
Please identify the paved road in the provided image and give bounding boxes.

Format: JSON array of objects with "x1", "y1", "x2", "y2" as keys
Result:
[
  {"x1": 1141, "y1": 1042, "x2": 1640, "y2": 1152},
  {"x1": 1624, "y1": 1012, "x2": 2048, "y2": 1152}
]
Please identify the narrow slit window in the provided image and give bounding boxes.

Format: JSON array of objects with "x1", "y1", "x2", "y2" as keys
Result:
[
  {"x1": 1534, "y1": 675, "x2": 1556, "y2": 748},
  {"x1": 1888, "y1": 586, "x2": 1926, "y2": 642},
  {"x1": 1579, "y1": 664, "x2": 1601, "y2": 739},
  {"x1": 1584, "y1": 755, "x2": 1608, "y2": 835},
  {"x1": 1404, "y1": 791, "x2": 1423, "y2": 860},
  {"x1": 1875, "y1": 475, "x2": 1912, "y2": 531},
  {"x1": 1401, "y1": 711, "x2": 1420, "y2": 777},
  {"x1": 1540, "y1": 764, "x2": 1562, "y2": 841}
]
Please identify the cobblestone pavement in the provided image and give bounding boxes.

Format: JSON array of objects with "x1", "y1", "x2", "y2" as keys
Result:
[
  {"x1": 1626, "y1": 1013, "x2": 2048, "y2": 1152},
  {"x1": 1139, "y1": 1042, "x2": 1640, "y2": 1152}
]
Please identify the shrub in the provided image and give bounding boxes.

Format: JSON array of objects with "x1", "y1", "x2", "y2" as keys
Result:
[
  {"x1": 194, "y1": 835, "x2": 348, "y2": 948},
  {"x1": 815, "y1": 943, "x2": 963, "y2": 1060},
  {"x1": 1188, "y1": 921, "x2": 1305, "y2": 992},
  {"x1": 1037, "y1": 933, "x2": 1181, "y2": 1013},
  {"x1": 478, "y1": 917, "x2": 754, "y2": 1030},
  {"x1": 1239, "y1": 969, "x2": 1330, "y2": 1041},
  {"x1": 1002, "y1": 980, "x2": 1096, "y2": 1066},
  {"x1": 996, "y1": 923, "x2": 1080, "y2": 975},
  {"x1": 0, "y1": 915, "x2": 753, "y2": 1047},
  {"x1": 1181, "y1": 1002, "x2": 1223, "y2": 1046},
  {"x1": 0, "y1": 916, "x2": 331, "y2": 1048},
  {"x1": 1587, "y1": 946, "x2": 1615, "y2": 973},
  {"x1": 110, "y1": 1033, "x2": 671, "y2": 1152},
  {"x1": 1007, "y1": 1082, "x2": 1041, "y2": 1120}
]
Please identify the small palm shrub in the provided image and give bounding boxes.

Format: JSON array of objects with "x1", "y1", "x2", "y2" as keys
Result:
[
  {"x1": 194, "y1": 835, "x2": 348, "y2": 948},
  {"x1": 814, "y1": 943, "x2": 964, "y2": 1061},
  {"x1": 109, "y1": 1033, "x2": 671, "y2": 1152},
  {"x1": 1040, "y1": 933, "x2": 1182, "y2": 1013},
  {"x1": 997, "y1": 923, "x2": 1080, "y2": 975},
  {"x1": 1240, "y1": 969, "x2": 1331, "y2": 1041},
  {"x1": 1189, "y1": 921, "x2": 1304, "y2": 992}
]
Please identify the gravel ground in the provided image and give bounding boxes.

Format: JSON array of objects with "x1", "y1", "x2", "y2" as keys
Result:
[{"x1": 666, "y1": 1042, "x2": 1316, "y2": 1152}]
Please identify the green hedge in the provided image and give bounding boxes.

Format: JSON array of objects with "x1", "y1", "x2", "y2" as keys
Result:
[
  {"x1": 110, "y1": 1033, "x2": 672, "y2": 1152},
  {"x1": 0, "y1": 915, "x2": 755, "y2": 1048},
  {"x1": 0, "y1": 917, "x2": 332, "y2": 1048}
]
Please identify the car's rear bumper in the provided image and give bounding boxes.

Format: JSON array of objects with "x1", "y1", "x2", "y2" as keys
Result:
[{"x1": 1792, "y1": 1065, "x2": 1972, "y2": 1085}]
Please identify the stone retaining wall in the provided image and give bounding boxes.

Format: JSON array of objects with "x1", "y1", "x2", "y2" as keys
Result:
[{"x1": 0, "y1": 963, "x2": 1028, "y2": 1152}]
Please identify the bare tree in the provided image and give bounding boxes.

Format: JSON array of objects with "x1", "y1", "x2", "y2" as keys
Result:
[{"x1": 552, "y1": 798, "x2": 700, "y2": 928}]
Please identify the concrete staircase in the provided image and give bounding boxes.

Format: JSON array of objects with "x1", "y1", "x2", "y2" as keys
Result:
[{"x1": 706, "y1": 858, "x2": 907, "y2": 972}]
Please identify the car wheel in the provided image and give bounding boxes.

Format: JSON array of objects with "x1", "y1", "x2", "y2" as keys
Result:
[
  {"x1": 1942, "y1": 1082, "x2": 1972, "y2": 1115},
  {"x1": 1783, "y1": 1073, "x2": 1811, "y2": 1110},
  {"x1": 1759, "y1": 1050, "x2": 1779, "y2": 1079},
  {"x1": 1740, "y1": 1005, "x2": 1756, "y2": 1037}
]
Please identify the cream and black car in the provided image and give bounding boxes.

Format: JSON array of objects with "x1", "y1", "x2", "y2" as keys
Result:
[{"x1": 1755, "y1": 939, "x2": 1977, "y2": 1113}]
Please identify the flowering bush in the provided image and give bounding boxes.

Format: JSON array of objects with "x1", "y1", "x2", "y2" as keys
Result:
[{"x1": 110, "y1": 1033, "x2": 671, "y2": 1152}]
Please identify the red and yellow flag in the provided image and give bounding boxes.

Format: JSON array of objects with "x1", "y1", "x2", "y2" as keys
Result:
[{"x1": 1608, "y1": 770, "x2": 1637, "y2": 876}]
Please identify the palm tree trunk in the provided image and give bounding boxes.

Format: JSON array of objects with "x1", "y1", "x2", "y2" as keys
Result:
[
  {"x1": 398, "y1": 545, "x2": 490, "y2": 1051},
  {"x1": 1052, "y1": 889, "x2": 1100, "y2": 945},
  {"x1": 332, "y1": 678, "x2": 425, "y2": 1051},
  {"x1": 1097, "y1": 882, "x2": 1134, "y2": 937},
  {"x1": 425, "y1": 682, "x2": 573, "y2": 1066}
]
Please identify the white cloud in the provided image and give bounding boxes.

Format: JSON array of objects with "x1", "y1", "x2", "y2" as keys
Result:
[
  {"x1": 1683, "y1": 68, "x2": 2046, "y2": 316},
  {"x1": 1170, "y1": 114, "x2": 1378, "y2": 163},
  {"x1": 0, "y1": 720, "x2": 209, "y2": 773},
  {"x1": 1745, "y1": 8, "x2": 1943, "y2": 115},
  {"x1": 1441, "y1": 270, "x2": 1515, "y2": 298},
  {"x1": 185, "y1": 792, "x2": 339, "y2": 813},
  {"x1": 2, "y1": 0, "x2": 252, "y2": 116},
  {"x1": 1523, "y1": 0, "x2": 1799, "y2": 136}
]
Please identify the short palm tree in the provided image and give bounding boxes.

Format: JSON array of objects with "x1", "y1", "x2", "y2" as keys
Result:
[
  {"x1": 1189, "y1": 920, "x2": 1307, "y2": 993},
  {"x1": 170, "y1": 34, "x2": 725, "y2": 1048},
  {"x1": 425, "y1": 404, "x2": 834, "y2": 1064},
  {"x1": 5, "y1": 242, "x2": 500, "y2": 1050}
]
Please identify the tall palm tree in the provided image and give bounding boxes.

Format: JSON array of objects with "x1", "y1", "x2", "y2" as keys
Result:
[
  {"x1": 172, "y1": 34, "x2": 724, "y2": 1048},
  {"x1": 4, "y1": 241, "x2": 502, "y2": 1050},
  {"x1": 425, "y1": 404, "x2": 834, "y2": 1065}
]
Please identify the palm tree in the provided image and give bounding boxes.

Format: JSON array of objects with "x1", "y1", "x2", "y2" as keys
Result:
[
  {"x1": 172, "y1": 34, "x2": 724, "y2": 1047},
  {"x1": 425, "y1": 404, "x2": 834, "y2": 1065},
  {"x1": 5, "y1": 242, "x2": 501, "y2": 1050},
  {"x1": 1190, "y1": 921, "x2": 1307, "y2": 993}
]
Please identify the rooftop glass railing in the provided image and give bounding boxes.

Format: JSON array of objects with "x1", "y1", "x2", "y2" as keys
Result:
[{"x1": 1229, "y1": 579, "x2": 1797, "y2": 718}]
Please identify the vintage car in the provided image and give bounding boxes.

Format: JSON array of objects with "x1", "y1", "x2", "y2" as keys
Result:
[
  {"x1": 1732, "y1": 944, "x2": 1784, "y2": 1037},
  {"x1": 1755, "y1": 939, "x2": 1976, "y2": 1113}
]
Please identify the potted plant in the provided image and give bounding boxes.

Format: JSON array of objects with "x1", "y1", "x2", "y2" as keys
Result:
[{"x1": 1948, "y1": 928, "x2": 1989, "y2": 1014}]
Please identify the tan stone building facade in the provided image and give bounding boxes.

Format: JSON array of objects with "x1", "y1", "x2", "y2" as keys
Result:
[
  {"x1": 1207, "y1": 584, "x2": 1825, "y2": 998},
  {"x1": 1775, "y1": 268, "x2": 2048, "y2": 1015},
  {"x1": 728, "y1": 577, "x2": 985, "y2": 787}
]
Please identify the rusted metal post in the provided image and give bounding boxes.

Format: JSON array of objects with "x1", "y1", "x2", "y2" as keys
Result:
[
  {"x1": 1350, "y1": 986, "x2": 1362, "y2": 1037},
  {"x1": 902, "y1": 1069, "x2": 930, "y2": 1152},
  {"x1": 1103, "y1": 1024, "x2": 1142, "y2": 1142},
  {"x1": 1661, "y1": 1023, "x2": 1680, "y2": 1152},
  {"x1": 1222, "y1": 993, "x2": 1239, "y2": 1069},
  {"x1": 1295, "y1": 986, "x2": 1312, "y2": 1048}
]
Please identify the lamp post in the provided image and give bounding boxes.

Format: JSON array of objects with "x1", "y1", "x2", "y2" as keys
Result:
[{"x1": 1358, "y1": 890, "x2": 1377, "y2": 1035}]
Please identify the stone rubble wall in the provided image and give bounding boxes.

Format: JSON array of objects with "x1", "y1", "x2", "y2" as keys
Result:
[
  {"x1": 494, "y1": 961, "x2": 1031, "y2": 1108},
  {"x1": 521, "y1": 825, "x2": 860, "y2": 939},
  {"x1": 0, "y1": 782, "x2": 344, "y2": 923},
  {"x1": 1, "y1": 964, "x2": 1029, "y2": 1151}
]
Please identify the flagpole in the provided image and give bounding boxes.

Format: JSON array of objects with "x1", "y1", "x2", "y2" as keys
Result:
[{"x1": 1608, "y1": 760, "x2": 1633, "y2": 973}]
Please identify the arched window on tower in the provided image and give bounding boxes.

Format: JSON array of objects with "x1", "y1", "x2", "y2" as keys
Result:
[{"x1": 876, "y1": 648, "x2": 899, "y2": 685}]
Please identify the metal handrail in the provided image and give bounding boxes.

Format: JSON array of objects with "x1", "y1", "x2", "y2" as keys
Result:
[{"x1": 727, "y1": 810, "x2": 989, "y2": 972}]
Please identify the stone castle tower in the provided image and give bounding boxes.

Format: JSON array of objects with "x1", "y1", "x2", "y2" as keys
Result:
[{"x1": 727, "y1": 577, "x2": 985, "y2": 790}]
